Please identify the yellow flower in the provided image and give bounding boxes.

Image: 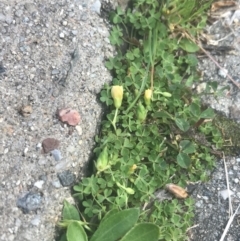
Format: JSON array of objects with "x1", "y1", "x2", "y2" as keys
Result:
[
  {"x1": 144, "y1": 89, "x2": 152, "y2": 106},
  {"x1": 111, "y1": 85, "x2": 123, "y2": 108}
]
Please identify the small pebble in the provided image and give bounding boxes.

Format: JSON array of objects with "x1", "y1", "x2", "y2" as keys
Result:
[
  {"x1": 62, "y1": 20, "x2": 68, "y2": 26},
  {"x1": 34, "y1": 180, "x2": 44, "y2": 189},
  {"x1": 51, "y1": 69, "x2": 59, "y2": 75},
  {"x1": 17, "y1": 192, "x2": 42, "y2": 213},
  {"x1": 58, "y1": 108, "x2": 80, "y2": 126},
  {"x1": 59, "y1": 32, "x2": 65, "y2": 38},
  {"x1": 91, "y1": 0, "x2": 101, "y2": 14},
  {"x1": 75, "y1": 125, "x2": 82, "y2": 135},
  {"x1": 42, "y1": 138, "x2": 60, "y2": 153},
  {"x1": 23, "y1": 147, "x2": 28, "y2": 155},
  {"x1": 31, "y1": 215, "x2": 41, "y2": 226},
  {"x1": 219, "y1": 189, "x2": 234, "y2": 200},
  {"x1": 57, "y1": 170, "x2": 76, "y2": 186},
  {"x1": 218, "y1": 68, "x2": 228, "y2": 78},
  {"x1": 52, "y1": 180, "x2": 61, "y2": 188},
  {"x1": 51, "y1": 149, "x2": 62, "y2": 161},
  {"x1": 195, "y1": 200, "x2": 203, "y2": 208},
  {"x1": 36, "y1": 143, "x2": 42, "y2": 150},
  {"x1": 234, "y1": 178, "x2": 239, "y2": 184}
]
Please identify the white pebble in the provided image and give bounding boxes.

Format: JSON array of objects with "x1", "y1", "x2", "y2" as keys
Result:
[
  {"x1": 34, "y1": 180, "x2": 44, "y2": 189},
  {"x1": 218, "y1": 68, "x2": 228, "y2": 78},
  {"x1": 75, "y1": 125, "x2": 82, "y2": 135},
  {"x1": 59, "y1": 32, "x2": 65, "y2": 39},
  {"x1": 219, "y1": 189, "x2": 234, "y2": 200}
]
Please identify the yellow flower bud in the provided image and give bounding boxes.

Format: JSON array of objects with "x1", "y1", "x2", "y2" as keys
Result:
[
  {"x1": 116, "y1": 182, "x2": 135, "y2": 195},
  {"x1": 137, "y1": 102, "x2": 147, "y2": 122},
  {"x1": 160, "y1": 92, "x2": 172, "y2": 97},
  {"x1": 96, "y1": 146, "x2": 108, "y2": 172},
  {"x1": 128, "y1": 164, "x2": 137, "y2": 174},
  {"x1": 144, "y1": 89, "x2": 152, "y2": 106},
  {"x1": 111, "y1": 85, "x2": 123, "y2": 108}
]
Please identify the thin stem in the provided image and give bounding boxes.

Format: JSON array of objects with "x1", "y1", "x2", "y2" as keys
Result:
[
  {"x1": 125, "y1": 61, "x2": 150, "y2": 113},
  {"x1": 111, "y1": 108, "x2": 119, "y2": 134}
]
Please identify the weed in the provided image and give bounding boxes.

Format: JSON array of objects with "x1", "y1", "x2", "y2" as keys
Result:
[{"x1": 57, "y1": 0, "x2": 221, "y2": 241}]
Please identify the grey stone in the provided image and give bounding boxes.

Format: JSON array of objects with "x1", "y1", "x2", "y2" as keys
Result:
[
  {"x1": 57, "y1": 170, "x2": 76, "y2": 186},
  {"x1": 91, "y1": 0, "x2": 101, "y2": 14},
  {"x1": 50, "y1": 149, "x2": 62, "y2": 161},
  {"x1": 51, "y1": 69, "x2": 60, "y2": 75},
  {"x1": 17, "y1": 192, "x2": 42, "y2": 213}
]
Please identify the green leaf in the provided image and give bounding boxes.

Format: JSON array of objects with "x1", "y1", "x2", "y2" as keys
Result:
[
  {"x1": 90, "y1": 208, "x2": 139, "y2": 241},
  {"x1": 59, "y1": 233, "x2": 67, "y2": 241},
  {"x1": 177, "y1": 153, "x2": 191, "y2": 168},
  {"x1": 189, "y1": 103, "x2": 201, "y2": 117},
  {"x1": 124, "y1": 138, "x2": 134, "y2": 148},
  {"x1": 200, "y1": 108, "x2": 215, "y2": 118},
  {"x1": 102, "y1": 209, "x2": 119, "y2": 223},
  {"x1": 62, "y1": 200, "x2": 80, "y2": 221},
  {"x1": 175, "y1": 118, "x2": 190, "y2": 132},
  {"x1": 120, "y1": 223, "x2": 159, "y2": 241},
  {"x1": 179, "y1": 140, "x2": 195, "y2": 154},
  {"x1": 179, "y1": 38, "x2": 199, "y2": 53},
  {"x1": 152, "y1": 111, "x2": 173, "y2": 119},
  {"x1": 66, "y1": 221, "x2": 88, "y2": 241}
]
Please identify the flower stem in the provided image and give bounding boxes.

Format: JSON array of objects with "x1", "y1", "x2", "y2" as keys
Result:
[{"x1": 112, "y1": 108, "x2": 118, "y2": 134}]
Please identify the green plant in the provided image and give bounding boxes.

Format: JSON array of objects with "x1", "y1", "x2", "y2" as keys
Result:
[
  {"x1": 58, "y1": 204, "x2": 159, "y2": 241},
  {"x1": 57, "y1": 0, "x2": 222, "y2": 240}
]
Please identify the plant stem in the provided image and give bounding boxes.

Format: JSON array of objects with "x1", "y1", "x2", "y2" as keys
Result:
[{"x1": 112, "y1": 108, "x2": 119, "y2": 134}]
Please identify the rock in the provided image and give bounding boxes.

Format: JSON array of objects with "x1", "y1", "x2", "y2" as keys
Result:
[
  {"x1": 75, "y1": 125, "x2": 82, "y2": 135},
  {"x1": 218, "y1": 68, "x2": 228, "y2": 78},
  {"x1": 59, "y1": 32, "x2": 65, "y2": 39},
  {"x1": 57, "y1": 170, "x2": 76, "y2": 186},
  {"x1": 20, "y1": 105, "x2": 33, "y2": 117},
  {"x1": 0, "y1": 64, "x2": 6, "y2": 73},
  {"x1": 51, "y1": 149, "x2": 62, "y2": 161},
  {"x1": 52, "y1": 179, "x2": 62, "y2": 188},
  {"x1": 34, "y1": 180, "x2": 44, "y2": 189},
  {"x1": 17, "y1": 192, "x2": 42, "y2": 213},
  {"x1": 219, "y1": 189, "x2": 234, "y2": 200},
  {"x1": 91, "y1": 0, "x2": 101, "y2": 14},
  {"x1": 42, "y1": 138, "x2": 60, "y2": 153},
  {"x1": 58, "y1": 108, "x2": 80, "y2": 126},
  {"x1": 30, "y1": 215, "x2": 41, "y2": 226}
]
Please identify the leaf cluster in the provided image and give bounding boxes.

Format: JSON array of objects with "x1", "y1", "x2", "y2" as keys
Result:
[{"x1": 57, "y1": 0, "x2": 222, "y2": 241}]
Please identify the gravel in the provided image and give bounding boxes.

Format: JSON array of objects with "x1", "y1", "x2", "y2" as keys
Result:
[
  {"x1": 0, "y1": 0, "x2": 239, "y2": 241},
  {"x1": 0, "y1": 0, "x2": 119, "y2": 240},
  {"x1": 189, "y1": 8, "x2": 240, "y2": 241}
]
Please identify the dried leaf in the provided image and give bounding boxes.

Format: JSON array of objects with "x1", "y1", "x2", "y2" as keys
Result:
[
  {"x1": 165, "y1": 183, "x2": 188, "y2": 199},
  {"x1": 211, "y1": 1, "x2": 237, "y2": 12}
]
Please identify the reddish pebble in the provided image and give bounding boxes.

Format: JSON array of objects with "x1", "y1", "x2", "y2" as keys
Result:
[
  {"x1": 42, "y1": 138, "x2": 60, "y2": 153},
  {"x1": 58, "y1": 108, "x2": 80, "y2": 126}
]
